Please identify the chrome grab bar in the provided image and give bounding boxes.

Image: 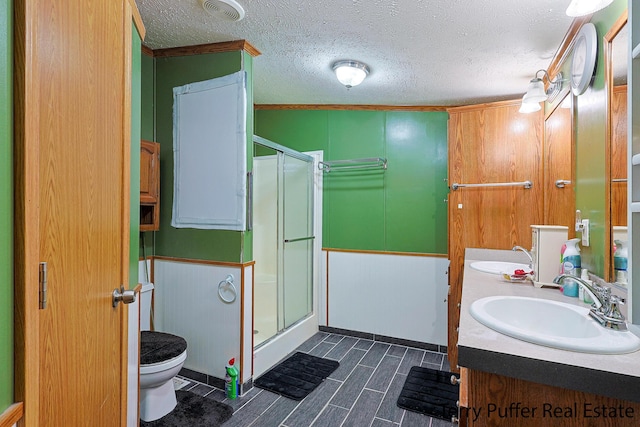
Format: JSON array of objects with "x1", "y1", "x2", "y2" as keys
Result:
[
  {"x1": 555, "y1": 179, "x2": 571, "y2": 188},
  {"x1": 450, "y1": 180, "x2": 532, "y2": 191}
]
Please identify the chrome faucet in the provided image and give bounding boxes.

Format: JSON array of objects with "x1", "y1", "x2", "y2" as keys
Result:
[
  {"x1": 512, "y1": 245, "x2": 533, "y2": 269},
  {"x1": 552, "y1": 274, "x2": 627, "y2": 330}
]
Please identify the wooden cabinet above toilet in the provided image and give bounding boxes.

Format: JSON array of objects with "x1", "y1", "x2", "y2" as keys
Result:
[{"x1": 140, "y1": 140, "x2": 160, "y2": 231}]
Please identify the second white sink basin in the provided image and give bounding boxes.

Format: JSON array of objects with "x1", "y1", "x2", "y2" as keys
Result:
[
  {"x1": 469, "y1": 261, "x2": 530, "y2": 275},
  {"x1": 470, "y1": 296, "x2": 640, "y2": 354}
]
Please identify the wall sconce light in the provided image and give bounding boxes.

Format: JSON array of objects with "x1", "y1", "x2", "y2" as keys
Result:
[
  {"x1": 520, "y1": 70, "x2": 563, "y2": 113},
  {"x1": 518, "y1": 95, "x2": 542, "y2": 113},
  {"x1": 566, "y1": 0, "x2": 613, "y2": 17},
  {"x1": 332, "y1": 60, "x2": 370, "y2": 88}
]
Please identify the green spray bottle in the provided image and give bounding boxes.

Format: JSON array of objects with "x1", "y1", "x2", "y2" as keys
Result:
[{"x1": 225, "y1": 358, "x2": 239, "y2": 399}]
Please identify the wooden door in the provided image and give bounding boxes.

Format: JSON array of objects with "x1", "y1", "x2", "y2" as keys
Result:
[
  {"x1": 544, "y1": 96, "x2": 576, "y2": 236},
  {"x1": 14, "y1": 0, "x2": 131, "y2": 425}
]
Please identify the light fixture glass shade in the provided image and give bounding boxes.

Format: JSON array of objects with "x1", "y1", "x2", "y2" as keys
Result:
[
  {"x1": 519, "y1": 95, "x2": 541, "y2": 114},
  {"x1": 566, "y1": 0, "x2": 613, "y2": 17},
  {"x1": 522, "y1": 78, "x2": 548, "y2": 104},
  {"x1": 332, "y1": 60, "x2": 370, "y2": 88}
]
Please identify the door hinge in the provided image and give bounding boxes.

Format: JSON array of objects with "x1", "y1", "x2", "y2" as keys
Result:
[{"x1": 39, "y1": 262, "x2": 47, "y2": 309}]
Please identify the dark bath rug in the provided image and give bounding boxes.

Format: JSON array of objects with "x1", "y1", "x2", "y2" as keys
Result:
[
  {"x1": 397, "y1": 366, "x2": 459, "y2": 421},
  {"x1": 140, "y1": 390, "x2": 233, "y2": 427},
  {"x1": 254, "y1": 351, "x2": 340, "y2": 400}
]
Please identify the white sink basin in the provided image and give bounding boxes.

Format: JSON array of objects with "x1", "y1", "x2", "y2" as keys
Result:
[
  {"x1": 470, "y1": 296, "x2": 640, "y2": 354},
  {"x1": 469, "y1": 261, "x2": 530, "y2": 275}
]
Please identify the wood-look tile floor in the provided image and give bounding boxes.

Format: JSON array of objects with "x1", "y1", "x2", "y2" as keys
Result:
[{"x1": 178, "y1": 332, "x2": 456, "y2": 427}]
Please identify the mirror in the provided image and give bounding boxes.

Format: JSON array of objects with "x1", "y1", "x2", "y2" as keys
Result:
[
  {"x1": 605, "y1": 13, "x2": 628, "y2": 284},
  {"x1": 544, "y1": 93, "x2": 575, "y2": 238}
]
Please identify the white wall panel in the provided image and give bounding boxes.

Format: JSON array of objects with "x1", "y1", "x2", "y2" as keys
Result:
[
  {"x1": 241, "y1": 264, "x2": 253, "y2": 383},
  {"x1": 138, "y1": 259, "x2": 151, "y2": 284},
  {"x1": 327, "y1": 251, "x2": 449, "y2": 345},
  {"x1": 153, "y1": 260, "x2": 242, "y2": 380},
  {"x1": 126, "y1": 289, "x2": 140, "y2": 427}
]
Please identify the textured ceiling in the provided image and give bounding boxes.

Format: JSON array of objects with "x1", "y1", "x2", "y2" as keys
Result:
[{"x1": 136, "y1": 0, "x2": 576, "y2": 106}]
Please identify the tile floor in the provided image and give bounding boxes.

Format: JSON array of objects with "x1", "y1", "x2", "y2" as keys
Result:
[{"x1": 178, "y1": 331, "x2": 456, "y2": 427}]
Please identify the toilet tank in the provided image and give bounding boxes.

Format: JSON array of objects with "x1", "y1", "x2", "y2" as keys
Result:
[{"x1": 140, "y1": 283, "x2": 154, "y2": 331}]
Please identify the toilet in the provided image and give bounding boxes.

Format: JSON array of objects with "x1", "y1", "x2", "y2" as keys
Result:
[{"x1": 139, "y1": 283, "x2": 188, "y2": 422}]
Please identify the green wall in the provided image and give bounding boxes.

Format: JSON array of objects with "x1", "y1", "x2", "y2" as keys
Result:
[
  {"x1": 140, "y1": 52, "x2": 155, "y2": 263},
  {"x1": 0, "y1": 0, "x2": 12, "y2": 412},
  {"x1": 255, "y1": 110, "x2": 449, "y2": 254},
  {"x1": 141, "y1": 52, "x2": 155, "y2": 141},
  {"x1": 152, "y1": 51, "x2": 253, "y2": 262},
  {"x1": 571, "y1": 0, "x2": 627, "y2": 277},
  {"x1": 130, "y1": 26, "x2": 142, "y2": 287}
]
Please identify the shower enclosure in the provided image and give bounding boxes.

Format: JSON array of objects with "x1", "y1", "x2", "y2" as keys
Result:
[{"x1": 252, "y1": 136, "x2": 315, "y2": 347}]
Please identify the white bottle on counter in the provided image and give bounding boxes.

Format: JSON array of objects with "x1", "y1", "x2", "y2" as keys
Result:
[{"x1": 580, "y1": 269, "x2": 593, "y2": 304}]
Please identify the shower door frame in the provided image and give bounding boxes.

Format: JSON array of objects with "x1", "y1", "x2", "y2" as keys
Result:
[{"x1": 251, "y1": 136, "x2": 323, "y2": 376}]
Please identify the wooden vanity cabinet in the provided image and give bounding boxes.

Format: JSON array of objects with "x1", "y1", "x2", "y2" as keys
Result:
[
  {"x1": 460, "y1": 369, "x2": 640, "y2": 427},
  {"x1": 140, "y1": 140, "x2": 160, "y2": 231}
]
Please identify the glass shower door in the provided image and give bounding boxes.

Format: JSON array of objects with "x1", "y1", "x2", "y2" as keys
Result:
[
  {"x1": 279, "y1": 152, "x2": 314, "y2": 330},
  {"x1": 253, "y1": 135, "x2": 315, "y2": 346}
]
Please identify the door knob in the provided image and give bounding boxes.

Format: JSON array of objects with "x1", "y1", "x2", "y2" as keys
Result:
[{"x1": 112, "y1": 286, "x2": 136, "y2": 307}]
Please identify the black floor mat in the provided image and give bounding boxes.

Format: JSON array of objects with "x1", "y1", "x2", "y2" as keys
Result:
[
  {"x1": 254, "y1": 351, "x2": 340, "y2": 400},
  {"x1": 140, "y1": 390, "x2": 233, "y2": 427},
  {"x1": 397, "y1": 366, "x2": 459, "y2": 421}
]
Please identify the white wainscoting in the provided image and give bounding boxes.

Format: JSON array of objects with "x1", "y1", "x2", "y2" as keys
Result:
[
  {"x1": 241, "y1": 263, "x2": 253, "y2": 383},
  {"x1": 153, "y1": 260, "x2": 245, "y2": 381},
  {"x1": 326, "y1": 251, "x2": 449, "y2": 345},
  {"x1": 126, "y1": 288, "x2": 140, "y2": 427}
]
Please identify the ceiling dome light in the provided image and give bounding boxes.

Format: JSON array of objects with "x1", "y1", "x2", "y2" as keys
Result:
[
  {"x1": 332, "y1": 60, "x2": 370, "y2": 88},
  {"x1": 566, "y1": 0, "x2": 613, "y2": 17}
]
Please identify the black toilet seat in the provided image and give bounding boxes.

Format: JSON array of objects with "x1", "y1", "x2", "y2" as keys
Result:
[{"x1": 140, "y1": 331, "x2": 188, "y2": 365}]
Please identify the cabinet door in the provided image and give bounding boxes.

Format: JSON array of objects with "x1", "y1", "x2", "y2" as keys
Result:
[{"x1": 140, "y1": 140, "x2": 159, "y2": 204}]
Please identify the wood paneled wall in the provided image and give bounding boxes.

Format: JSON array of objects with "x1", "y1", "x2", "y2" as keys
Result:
[
  {"x1": 611, "y1": 85, "x2": 627, "y2": 227},
  {"x1": 447, "y1": 101, "x2": 544, "y2": 369},
  {"x1": 544, "y1": 96, "x2": 576, "y2": 235}
]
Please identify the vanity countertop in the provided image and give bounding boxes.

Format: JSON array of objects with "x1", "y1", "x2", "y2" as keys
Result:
[{"x1": 457, "y1": 248, "x2": 640, "y2": 403}]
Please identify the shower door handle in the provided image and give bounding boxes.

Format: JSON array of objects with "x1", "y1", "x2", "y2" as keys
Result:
[
  {"x1": 246, "y1": 171, "x2": 253, "y2": 231},
  {"x1": 284, "y1": 236, "x2": 315, "y2": 243}
]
